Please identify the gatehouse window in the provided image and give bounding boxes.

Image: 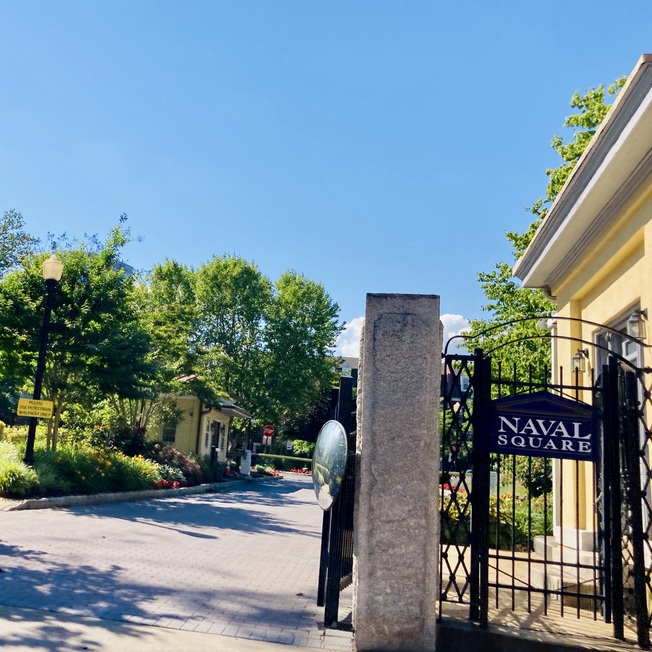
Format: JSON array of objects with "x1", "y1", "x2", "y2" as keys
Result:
[{"x1": 162, "y1": 418, "x2": 176, "y2": 444}]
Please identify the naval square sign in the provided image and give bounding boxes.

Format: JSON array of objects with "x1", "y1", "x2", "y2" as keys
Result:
[{"x1": 491, "y1": 391, "x2": 596, "y2": 461}]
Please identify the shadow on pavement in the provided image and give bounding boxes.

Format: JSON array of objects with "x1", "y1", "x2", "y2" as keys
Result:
[
  {"x1": 0, "y1": 475, "x2": 334, "y2": 650},
  {"x1": 0, "y1": 607, "x2": 159, "y2": 652},
  {"x1": 60, "y1": 477, "x2": 322, "y2": 540}
]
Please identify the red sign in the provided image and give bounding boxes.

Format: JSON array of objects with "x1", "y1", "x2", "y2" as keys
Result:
[{"x1": 263, "y1": 425, "x2": 274, "y2": 438}]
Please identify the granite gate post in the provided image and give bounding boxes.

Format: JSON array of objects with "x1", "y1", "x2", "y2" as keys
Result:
[{"x1": 353, "y1": 293, "x2": 441, "y2": 652}]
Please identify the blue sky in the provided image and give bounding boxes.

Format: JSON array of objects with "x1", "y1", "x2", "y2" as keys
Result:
[{"x1": 2, "y1": 1, "x2": 652, "y2": 356}]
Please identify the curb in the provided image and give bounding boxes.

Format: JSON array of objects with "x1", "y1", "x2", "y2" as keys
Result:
[{"x1": 1, "y1": 475, "x2": 284, "y2": 512}]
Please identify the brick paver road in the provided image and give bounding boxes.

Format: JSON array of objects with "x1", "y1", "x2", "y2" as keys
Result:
[{"x1": 0, "y1": 476, "x2": 353, "y2": 650}]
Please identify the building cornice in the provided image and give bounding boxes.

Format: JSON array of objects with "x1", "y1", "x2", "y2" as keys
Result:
[{"x1": 513, "y1": 54, "x2": 652, "y2": 289}]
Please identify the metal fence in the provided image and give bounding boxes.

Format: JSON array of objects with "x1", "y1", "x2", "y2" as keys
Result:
[{"x1": 439, "y1": 349, "x2": 652, "y2": 648}]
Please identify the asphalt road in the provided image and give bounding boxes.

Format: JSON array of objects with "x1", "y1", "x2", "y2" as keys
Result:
[{"x1": 0, "y1": 475, "x2": 353, "y2": 650}]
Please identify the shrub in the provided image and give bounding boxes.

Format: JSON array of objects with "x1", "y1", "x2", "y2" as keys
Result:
[
  {"x1": 488, "y1": 491, "x2": 553, "y2": 550},
  {"x1": 34, "y1": 455, "x2": 73, "y2": 496},
  {"x1": 146, "y1": 443, "x2": 203, "y2": 486},
  {"x1": 498, "y1": 455, "x2": 552, "y2": 497},
  {"x1": 153, "y1": 463, "x2": 186, "y2": 483},
  {"x1": 439, "y1": 490, "x2": 471, "y2": 545},
  {"x1": 113, "y1": 455, "x2": 160, "y2": 492},
  {"x1": 193, "y1": 454, "x2": 217, "y2": 483},
  {"x1": 34, "y1": 444, "x2": 160, "y2": 496},
  {"x1": 1, "y1": 425, "x2": 28, "y2": 446},
  {"x1": 0, "y1": 442, "x2": 39, "y2": 497},
  {"x1": 439, "y1": 485, "x2": 552, "y2": 550},
  {"x1": 85, "y1": 424, "x2": 149, "y2": 456},
  {"x1": 292, "y1": 440, "x2": 315, "y2": 457}
]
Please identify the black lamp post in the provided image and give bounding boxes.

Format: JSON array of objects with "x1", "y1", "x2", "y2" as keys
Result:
[{"x1": 23, "y1": 255, "x2": 63, "y2": 467}]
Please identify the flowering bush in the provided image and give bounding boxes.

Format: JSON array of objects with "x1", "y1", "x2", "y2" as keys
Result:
[
  {"x1": 146, "y1": 443, "x2": 203, "y2": 486},
  {"x1": 35, "y1": 444, "x2": 159, "y2": 495},
  {"x1": 253, "y1": 464, "x2": 282, "y2": 477},
  {"x1": 154, "y1": 463, "x2": 186, "y2": 483},
  {"x1": 154, "y1": 479, "x2": 184, "y2": 489},
  {"x1": 0, "y1": 440, "x2": 208, "y2": 499}
]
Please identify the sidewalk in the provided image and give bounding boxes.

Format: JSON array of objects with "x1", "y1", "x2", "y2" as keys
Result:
[
  {"x1": 0, "y1": 475, "x2": 354, "y2": 651},
  {"x1": 0, "y1": 604, "x2": 353, "y2": 652}
]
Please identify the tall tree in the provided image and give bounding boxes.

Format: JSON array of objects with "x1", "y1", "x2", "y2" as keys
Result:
[
  {"x1": 0, "y1": 225, "x2": 155, "y2": 448},
  {"x1": 139, "y1": 259, "x2": 200, "y2": 382},
  {"x1": 123, "y1": 259, "x2": 221, "y2": 431},
  {"x1": 465, "y1": 77, "x2": 627, "y2": 378},
  {"x1": 195, "y1": 255, "x2": 272, "y2": 404},
  {"x1": 263, "y1": 271, "x2": 341, "y2": 423},
  {"x1": 194, "y1": 255, "x2": 341, "y2": 427},
  {"x1": 0, "y1": 209, "x2": 38, "y2": 277}
]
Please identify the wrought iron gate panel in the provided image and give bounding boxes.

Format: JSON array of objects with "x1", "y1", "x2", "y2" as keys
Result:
[
  {"x1": 439, "y1": 352, "x2": 477, "y2": 617},
  {"x1": 485, "y1": 359, "x2": 605, "y2": 623},
  {"x1": 440, "y1": 347, "x2": 652, "y2": 646},
  {"x1": 634, "y1": 365, "x2": 652, "y2": 642},
  {"x1": 605, "y1": 358, "x2": 652, "y2": 647},
  {"x1": 440, "y1": 350, "x2": 612, "y2": 633},
  {"x1": 318, "y1": 374, "x2": 356, "y2": 629}
]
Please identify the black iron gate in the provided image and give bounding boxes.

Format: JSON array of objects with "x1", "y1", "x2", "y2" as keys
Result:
[
  {"x1": 439, "y1": 349, "x2": 652, "y2": 647},
  {"x1": 317, "y1": 374, "x2": 356, "y2": 628}
]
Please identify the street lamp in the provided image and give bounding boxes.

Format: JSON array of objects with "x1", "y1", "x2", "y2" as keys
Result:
[{"x1": 23, "y1": 255, "x2": 63, "y2": 466}]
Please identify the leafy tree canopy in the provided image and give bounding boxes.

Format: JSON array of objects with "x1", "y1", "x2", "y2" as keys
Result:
[
  {"x1": 0, "y1": 222, "x2": 155, "y2": 447},
  {"x1": 464, "y1": 76, "x2": 627, "y2": 379},
  {"x1": 263, "y1": 270, "x2": 342, "y2": 423},
  {"x1": 0, "y1": 209, "x2": 38, "y2": 277},
  {"x1": 194, "y1": 255, "x2": 342, "y2": 427},
  {"x1": 0, "y1": 211, "x2": 343, "y2": 441}
]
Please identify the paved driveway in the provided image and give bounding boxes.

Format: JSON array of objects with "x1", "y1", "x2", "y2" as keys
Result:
[{"x1": 0, "y1": 476, "x2": 353, "y2": 650}]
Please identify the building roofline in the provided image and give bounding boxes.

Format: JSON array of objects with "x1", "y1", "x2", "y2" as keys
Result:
[{"x1": 513, "y1": 54, "x2": 652, "y2": 289}]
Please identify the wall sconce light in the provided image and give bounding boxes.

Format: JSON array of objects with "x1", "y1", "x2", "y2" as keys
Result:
[
  {"x1": 626, "y1": 309, "x2": 647, "y2": 341},
  {"x1": 572, "y1": 348, "x2": 589, "y2": 373}
]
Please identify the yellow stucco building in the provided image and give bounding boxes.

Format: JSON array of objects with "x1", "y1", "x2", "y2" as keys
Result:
[
  {"x1": 514, "y1": 54, "x2": 652, "y2": 588},
  {"x1": 147, "y1": 394, "x2": 251, "y2": 462}
]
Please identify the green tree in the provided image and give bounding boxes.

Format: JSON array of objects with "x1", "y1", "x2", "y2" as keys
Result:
[
  {"x1": 0, "y1": 209, "x2": 38, "y2": 277},
  {"x1": 143, "y1": 259, "x2": 199, "y2": 381},
  {"x1": 195, "y1": 255, "x2": 272, "y2": 406},
  {"x1": 112, "y1": 259, "x2": 227, "y2": 436},
  {"x1": 0, "y1": 225, "x2": 155, "y2": 449},
  {"x1": 263, "y1": 271, "x2": 341, "y2": 424},
  {"x1": 194, "y1": 256, "x2": 341, "y2": 427},
  {"x1": 465, "y1": 76, "x2": 627, "y2": 379}
]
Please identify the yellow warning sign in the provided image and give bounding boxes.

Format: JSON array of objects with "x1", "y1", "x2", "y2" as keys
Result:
[{"x1": 17, "y1": 398, "x2": 54, "y2": 419}]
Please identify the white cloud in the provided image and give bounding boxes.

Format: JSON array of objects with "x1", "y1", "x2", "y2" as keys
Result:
[
  {"x1": 334, "y1": 313, "x2": 470, "y2": 358},
  {"x1": 335, "y1": 316, "x2": 365, "y2": 357},
  {"x1": 441, "y1": 313, "x2": 470, "y2": 350}
]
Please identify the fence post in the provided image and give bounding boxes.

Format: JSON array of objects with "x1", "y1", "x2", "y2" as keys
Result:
[
  {"x1": 604, "y1": 357, "x2": 625, "y2": 640},
  {"x1": 469, "y1": 348, "x2": 491, "y2": 623},
  {"x1": 622, "y1": 369, "x2": 651, "y2": 648}
]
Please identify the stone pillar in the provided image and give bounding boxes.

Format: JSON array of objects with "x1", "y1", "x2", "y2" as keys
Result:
[{"x1": 353, "y1": 293, "x2": 441, "y2": 652}]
